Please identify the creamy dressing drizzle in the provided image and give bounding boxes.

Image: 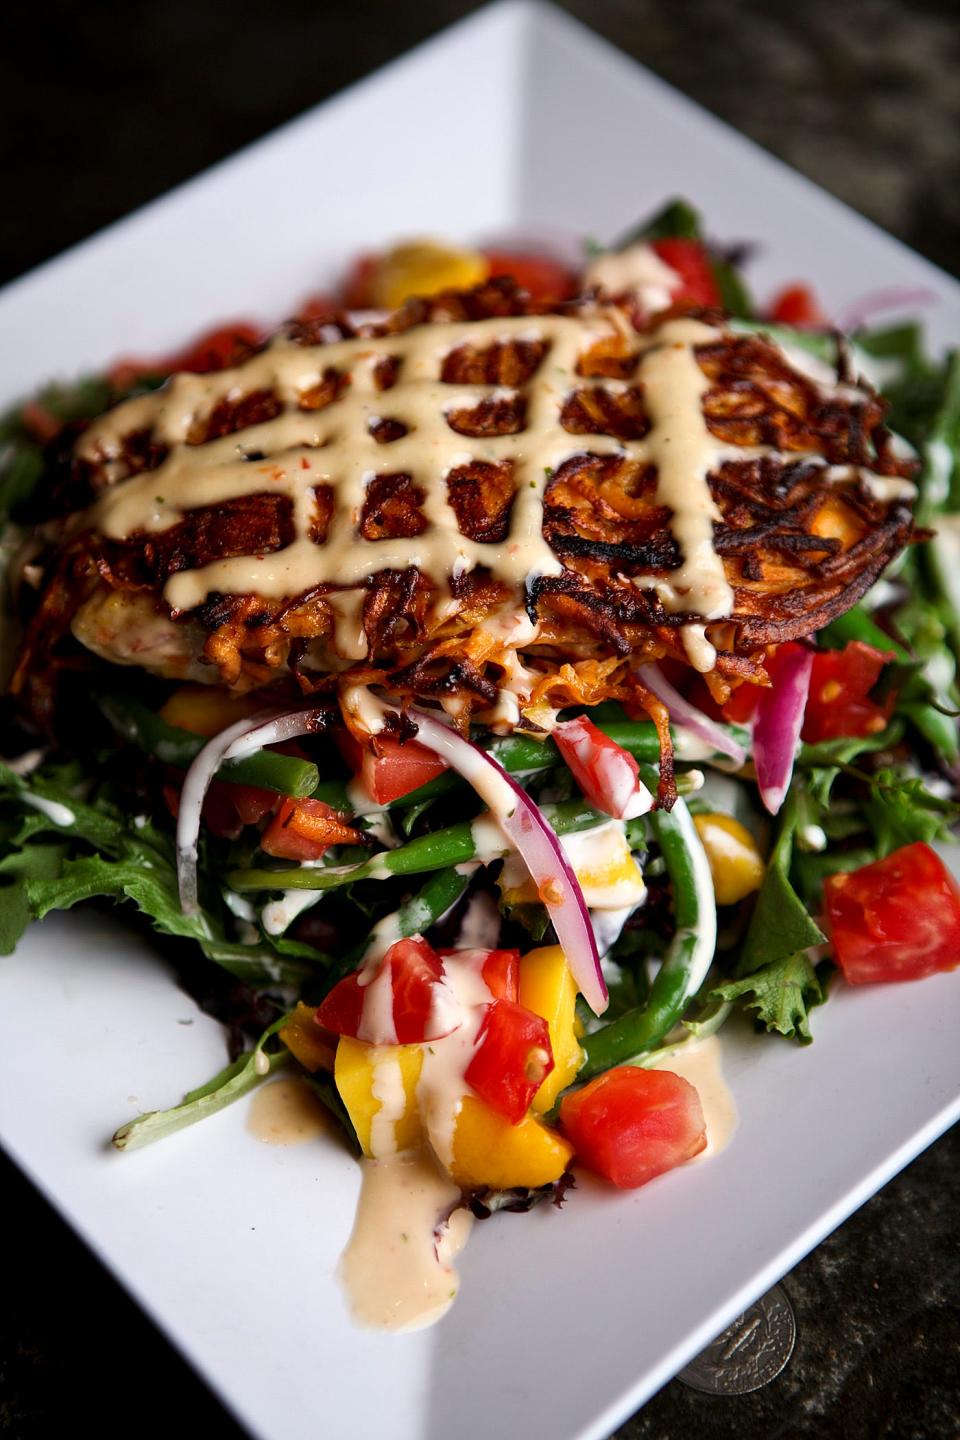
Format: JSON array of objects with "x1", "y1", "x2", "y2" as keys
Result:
[
  {"x1": 80, "y1": 309, "x2": 752, "y2": 667},
  {"x1": 78, "y1": 308, "x2": 907, "y2": 676},
  {"x1": 369, "y1": 1050, "x2": 408, "y2": 1156},
  {"x1": 584, "y1": 243, "x2": 680, "y2": 313},
  {"x1": 246, "y1": 1075, "x2": 332, "y2": 1145},
  {"x1": 339, "y1": 1150, "x2": 471, "y2": 1332},
  {"x1": 649, "y1": 1034, "x2": 737, "y2": 1159},
  {"x1": 21, "y1": 792, "x2": 75, "y2": 827}
]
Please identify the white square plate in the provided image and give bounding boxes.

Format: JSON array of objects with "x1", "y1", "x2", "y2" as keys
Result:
[{"x1": 1, "y1": 4, "x2": 958, "y2": 1438}]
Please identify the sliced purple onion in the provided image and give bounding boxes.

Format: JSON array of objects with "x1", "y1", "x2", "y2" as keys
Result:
[
  {"x1": 411, "y1": 710, "x2": 608, "y2": 1015},
  {"x1": 751, "y1": 647, "x2": 814, "y2": 815},
  {"x1": 636, "y1": 663, "x2": 747, "y2": 767},
  {"x1": 176, "y1": 705, "x2": 327, "y2": 915},
  {"x1": 835, "y1": 287, "x2": 936, "y2": 334}
]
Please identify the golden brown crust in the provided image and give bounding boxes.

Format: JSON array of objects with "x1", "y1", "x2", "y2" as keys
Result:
[{"x1": 12, "y1": 280, "x2": 917, "y2": 726}]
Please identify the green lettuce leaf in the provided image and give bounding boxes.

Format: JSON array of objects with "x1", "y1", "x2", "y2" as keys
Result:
[{"x1": 710, "y1": 952, "x2": 825, "y2": 1043}]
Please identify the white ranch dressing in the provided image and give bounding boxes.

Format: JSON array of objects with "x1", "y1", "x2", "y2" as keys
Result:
[
  {"x1": 261, "y1": 886, "x2": 322, "y2": 936},
  {"x1": 369, "y1": 1050, "x2": 408, "y2": 1156},
  {"x1": 339, "y1": 947, "x2": 495, "y2": 1332},
  {"x1": 584, "y1": 242, "x2": 680, "y2": 313},
  {"x1": 648, "y1": 1034, "x2": 737, "y2": 1159},
  {"x1": 247, "y1": 1076, "x2": 332, "y2": 1146},
  {"x1": 340, "y1": 1150, "x2": 472, "y2": 1332},
  {"x1": 416, "y1": 953, "x2": 493, "y2": 1170},
  {"x1": 21, "y1": 792, "x2": 75, "y2": 827}
]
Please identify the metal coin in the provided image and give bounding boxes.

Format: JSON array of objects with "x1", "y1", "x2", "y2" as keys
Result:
[{"x1": 678, "y1": 1284, "x2": 797, "y2": 1395}]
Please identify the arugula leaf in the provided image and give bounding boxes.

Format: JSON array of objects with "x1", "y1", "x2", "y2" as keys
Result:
[
  {"x1": 112, "y1": 1014, "x2": 291, "y2": 1151},
  {"x1": 798, "y1": 720, "x2": 905, "y2": 807},
  {"x1": 711, "y1": 952, "x2": 824, "y2": 1043},
  {"x1": 738, "y1": 793, "x2": 826, "y2": 976},
  {"x1": 711, "y1": 258, "x2": 754, "y2": 320},
  {"x1": 27, "y1": 854, "x2": 208, "y2": 936},
  {"x1": 0, "y1": 841, "x2": 68, "y2": 954},
  {"x1": 614, "y1": 197, "x2": 703, "y2": 248},
  {"x1": 863, "y1": 771, "x2": 956, "y2": 857}
]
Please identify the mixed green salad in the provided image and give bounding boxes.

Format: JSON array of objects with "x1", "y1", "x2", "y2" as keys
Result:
[{"x1": 1, "y1": 199, "x2": 958, "y2": 1196}]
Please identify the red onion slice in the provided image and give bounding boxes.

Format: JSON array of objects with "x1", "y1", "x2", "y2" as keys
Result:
[
  {"x1": 637, "y1": 663, "x2": 747, "y2": 768},
  {"x1": 751, "y1": 646, "x2": 814, "y2": 815},
  {"x1": 176, "y1": 705, "x2": 327, "y2": 915},
  {"x1": 411, "y1": 710, "x2": 608, "y2": 1015}
]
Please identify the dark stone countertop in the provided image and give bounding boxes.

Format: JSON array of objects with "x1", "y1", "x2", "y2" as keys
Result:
[{"x1": 1, "y1": 2, "x2": 957, "y2": 1436}]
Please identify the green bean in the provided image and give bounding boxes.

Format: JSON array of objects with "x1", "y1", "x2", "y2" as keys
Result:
[
  {"x1": 579, "y1": 792, "x2": 717, "y2": 1078},
  {"x1": 324, "y1": 868, "x2": 472, "y2": 989},
  {"x1": 226, "y1": 798, "x2": 609, "y2": 893},
  {"x1": 99, "y1": 693, "x2": 319, "y2": 798}
]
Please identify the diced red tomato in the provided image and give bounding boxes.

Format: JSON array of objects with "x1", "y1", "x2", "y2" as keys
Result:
[
  {"x1": 260, "y1": 797, "x2": 361, "y2": 862},
  {"x1": 338, "y1": 729, "x2": 448, "y2": 806},
  {"x1": 228, "y1": 784, "x2": 278, "y2": 827},
  {"x1": 720, "y1": 680, "x2": 761, "y2": 725},
  {"x1": 294, "y1": 293, "x2": 337, "y2": 323},
  {"x1": 163, "y1": 774, "x2": 276, "y2": 840},
  {"x1": 439, "y1": 947, "x2": 520, "y2": 1002},
  {"x1": 342, "y1": 254, "x2": 380, "y2": 308},
  {"x1": 109, "y1": 322, "x2": 262, "y2": 388},
  {"x1": 560, "y1": 1066, "x2": 706, "y2": 1189},
  {"x1": 652, "y1": 237, "x2": 722, "y2": 308},
  {"x1": 464, "y1": 999, "x2": 554, "y2": 1124},
  {"x1": 483, "y1": 250, "x2": 577, "y2": 301},
  {"x1": 21, "y1": 401, "x2": 63, "y2": 445},
  {"x1": 553, "y1": 715, "x2": 641, "y2": 818},
  {"x1": 824, "y1": 842, "x2": 960, "y2": 985},
  {"x1": 801, "y1": 642, "x2": 895, "y2": 743},
  {"x1": 769, "y1": 284, "x2": 826, "y2": 328},
  {"x1": 317, "y1": 938, "x2": 456, "y2": 1044}
]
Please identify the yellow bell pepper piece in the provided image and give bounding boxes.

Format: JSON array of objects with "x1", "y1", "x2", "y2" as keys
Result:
[
  {"x1": 500, "y1": 821, "x2": 646, "y2": 911},
  {"x1": 279, "y1": 1002, "x2": 335, "y2": 1073},
  {"x1": 450, "y1": 1096, "x2": 573, "y2": 1189},
  {"x1": 334, "y1": 1037, "x2": 423, "y2": 1157},
  {"x1": 370, "y1": 240, "x2": 489, "y2": 310},
  {"x1": 518, "y1": 945, "x2": 583, "y2": 1112},
  {"x1": 693, "y1": 812, "x2": 765, "y2": 905},
  {"x1": 159, "y1": 684, "x2": 262, "y2": 738}
]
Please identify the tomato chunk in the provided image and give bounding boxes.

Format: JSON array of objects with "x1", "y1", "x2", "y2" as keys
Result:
[
  {"x1": 109, "y1": 322, "x2": 262, "y2": 387},
  {"x1": 438, "y1": 947, "x2": 520, "y2": 1002},
  {"x1": 317, "y1": 938, "x2": 456, "y2": 1045},
  {"x1": 465, "y1": 1000, "x2": 554, "y2": 1124},
  {"x1": 824, "y1": 842, "x2": 960, "y2": 985},
  {"x1": 228, "y1": 784, "x2": 278, "y2": 827},
  {"x1": 163, "y1": 774, "x2": 275, "y2": 840},
  {"x1": 483, "y1": 250, "x2": 576, "y2": 301},
  {"x1": 560, "y1": 1066, "x2": 706, "y2": 1189},
  {"x1": 801, "y1": 641, "x2": 895, "y2": 743},
  {"x1": 768, "y1": 284, "x2": 826, "y2": 328},
  {"x1": 553, "y1": 716, "x2": 642, "y2": 818},
  {"x1": 339, "y1": 729, "x2": 448, "y2": 806},
  {"x1": 260, "y1": 797, "x2": 361, "y2": 862},
  {"x1": 652, "y1": 237, "x2": 722, "y2": 308}
]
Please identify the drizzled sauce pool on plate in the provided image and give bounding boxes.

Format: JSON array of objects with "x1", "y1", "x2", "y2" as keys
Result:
[{"x1": 249, "y1": 1027, "x2": 737, "y2": 1332}]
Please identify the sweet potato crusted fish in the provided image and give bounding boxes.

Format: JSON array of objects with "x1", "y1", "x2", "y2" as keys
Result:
[{"x1": 12, "y1": 278, "x2": 917, "y2": 733}]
